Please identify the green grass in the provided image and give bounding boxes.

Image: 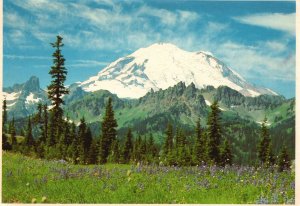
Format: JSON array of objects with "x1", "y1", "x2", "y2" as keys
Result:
[{"x1": 2, "y1": 152, "x2": 295, "y2": 204}]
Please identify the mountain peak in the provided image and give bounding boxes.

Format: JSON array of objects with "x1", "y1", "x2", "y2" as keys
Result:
[
  {"x1": 80, "y1": 43, "x2": 277, "y2": 99},
  {"x1": 131, "y1": 42, "x2": 188, "y2": 59},
  {"x1": 23, "y1": 76, "x2": 41, "y2": 93},
  {"x1": 3, "y1": 76, "x2": 41, "y2": 93},
  {"x1": 146, "y1": 42, "x2": 181, "y2": 50}
]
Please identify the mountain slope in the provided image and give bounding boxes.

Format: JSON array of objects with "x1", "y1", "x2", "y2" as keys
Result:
[
  {"x1": 66, "y1": 82, "x2": 290, "y2": 127},
  {"x1": 63, "y1": 82, "x2": 294, "y2": 164},
  {"x1": 79, "y1": 43, "x2": 277, "y2": 98}
]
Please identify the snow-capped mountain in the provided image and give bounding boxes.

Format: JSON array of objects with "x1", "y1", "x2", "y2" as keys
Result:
[
  {"x1": 2, "y1": 76, "x2": 48, "y2": 118},
  {"x1": 79, "y1": 43, "x2": 277, "y2": 99}
]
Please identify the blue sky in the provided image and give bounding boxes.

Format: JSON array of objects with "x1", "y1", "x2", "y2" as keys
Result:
[{"x1": 3, "y1": 0, "x2": 296, "y2": 98}]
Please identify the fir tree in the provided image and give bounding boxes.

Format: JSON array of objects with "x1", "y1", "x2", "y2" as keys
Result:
[
  {"x1": 87, "y1": 139, "x2": 98, "y2": 164},
  {"x1": 34, "y1": 103, "x2": 43, "y2": 124},
  {"x1": 182, "y1": 147, "x2": 192, "y2": 166},
  {"x1": 20, "y1": 129, "x2": 25, "y2": 137},
  {"x1": 163, "y1": 123, "x2": 173, "y2": 156},
  {"x1": 2, "y1": 133, "x2": 11, "y2": 150},
  {"x1": 67, "y1": 122, "x2": 77, "y2": 160},
  {"x1": 258, "y1": 117, "x2": 273, "y2": 166},
  {"x1": 2, "y1": 99, "x2": 7, "y2": 133},
  {"x1": 99, "y1": 97, "x2": 118, "y2": 164},
  {"x1": 47, "y1": 35, "x2": 69, "y2": 145},
  {"x1": 37, "y1": 103, "x2": 43, "y2": 121},
  {"x1": 122, "y1": 128, "x2": 133, "y2": 163},
  {"x1": 24, "y1": 116, "x2": 35, "y2": 148},
  {"x1": 194, "y1": 118, "x2": 207, "y2": 165},
  {"x1": 47, "y1": 111, "x2": 57, "y2": 146},
  {"x1": 42, "y1": 104, "x2": 48, "y2": 143},
  {"x1": 278, "y1": 145, "x2": 291, "y2": 172},
  {"x1": 35, "y1": 106, "x2": 46, "y2": 158},
  {"x1": 47, "y1": 35, "x2": 69, "y2": 117},
  {"x1": 78, "y1": 117, "x2": 87, "y2": 164},
  {"x1": 109, "y1": 139, "x2": 120, "y2": 163},
  {"x1": 58, "y1": 120, "x2": 71, "y2": 159},
  {"x1": 83, "y1": 127, "x2": 93, "y2": 163},
  {"x1": 140, "y1": 136, "x2": 147, "y2": 161},
  {"x1": 71, "y1": 129, "x2": 80, "y2": 164},
  {"x1": 220, "y1": 139, "x2": 233, "y2": 166},
  {"x1": 176, "y1": 128, "x2": 186, "y2": 166},
  {"x1": 36, "y1": 142, "x2": 45, "y2": 159},
  {"x1": 133, "y1": 135, "x2": 142, "y2": 162},
  {"x1": 207, "y1": 101, "x2": 222, "y2": 165},
  {"x1": 148, "y1": 134, "x2": 157, "y2": 159},
  {"x1": 176, "y1": 127, "x2": 186, "y2": 147},
  {"x1": 70, "y1": 122, "x2": 77, "y2": 138},
  {"x1": 63, "y1": 118, "x2": 72, "y2": 145},
  {"x1": 9, "y1": 117, "x2": 17, "y2": 150}
]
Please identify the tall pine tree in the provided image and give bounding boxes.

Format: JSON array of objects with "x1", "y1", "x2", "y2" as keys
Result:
[
  {"x1": 122, "y1": 128, "x2": 133, "y2": 163},
  {"x1": 194, "y1": 117, "x2": 207, "y2": 165},
  {"x1": 140, "y1": 136, "x2": 148, "y2": 162},
  {"x1": 99, "y1": 97, "x2": 118, "y2": 164},
  {"x1": 220, "y1": 139, "x2": 233, "y2": 166},
  {"x1": 163, "y1": 124, "x2": 173, "y2": 156},
  {"x1": 24, "y1": 116, "x2": 34, "y2": 150},
  {"x1": 133, "y1": 135, "x2": 142, "y2": 162},
  {"x1": 48, "y1": 35, "x2": 69, "y2": 114},
  {"x1": 2, "y1": 99, "x2": 7, "y2": 133},
  {"x1": 9, "y1": 117, "x2": 17, "y2": 150},
  {"x1": 48, "y1": 112, "x2": 57, "y2": 146},
  {"x1": 42, "y1": 104, "x2": 48, "y2": 143},
  {"x1": 35, "y1": 103, "x2": 43, "y2": 124},
  {"x1": 87, "y1": 139, "x2": 99, "y2": 164},
  {"x1": 176, "y1": 128, "x2": 185, "y2": 166},
  {"x1": 258, "y1": 117, "x2": 274, "y2": 166},
  {"x1": 207, "y1": 101, "x2": 222, "y2": 165},
  {"x1": 47, "y1": 35, "x2": 69, "y2": 144},
  {"x1": 67, "y1": 122, "x2": 79, "y2": 162},
  {"x1": 78, "y1": 117, "x2": 87, "y2": 164},
  {"x1": 70, "y1": 124, "x2": 80, "y2": 164},
  {"x1": 147, "y1": 134, "x2": 157, "y2": 161},
  {"x1": 278, "y1": 145, "x2": 291, "y2": 172},
  {"x1": 83, "y1": 127, "x2": 93, "y2": 163},
  {"x1": 108, "y1": 139, "x2": 120, "y2": 163}
]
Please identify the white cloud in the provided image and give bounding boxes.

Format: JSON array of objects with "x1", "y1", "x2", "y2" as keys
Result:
[
  {"x1": 92, "y1": 0, "x2": 116, "y2": 7},
  {"x1": 33, "y1": 32, "x2": 55, "y2": 43},
  {"x1": 233, "y1": 13, "x2": 295, "y2": 35},
  {"x1": 4, "y1": 12, "x2": 27, "y2": 29},
  {"x1": 68, "y1": 60, "x2": 109, "y2": 68},
  {"x1": 215, "y1": 41, "x2": 295, "y2": 81},
  {"x1": 138, "y1": 6, "x2": 177, "y2": 26},
  {"x1": 8, "y1": 30, "x2": 27, "y2": 45},
  {"x1": 4, "y1": 54, "x2": 50, "y2": 60},
  {"x1": 264, "y1": 41, "x2": 287, "y2": 53},
  {"x1": 137, "y1": 6, "x2": 200, "y2": 26},
  {"x1": 70, "y1": 3, "x2": 133, "y2": 32},
  {"x1": 178, "y1": 10, "x2": 199, "y2": 23},
  {"x1": 11, "y1": 0, "x2": 67, "y2": 14},
  {"x1": 5, "y1": 0, "x2": 201, "y2": 51}
]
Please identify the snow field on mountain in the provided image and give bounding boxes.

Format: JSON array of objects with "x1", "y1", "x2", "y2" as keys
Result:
[{"x1": 80, "y1": 43, "x2": 275, "y2": 99}]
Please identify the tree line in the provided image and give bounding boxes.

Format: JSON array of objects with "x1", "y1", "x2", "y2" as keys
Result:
[{"x1": 2, "y1": 35, "x2": 291, "y2": 172}]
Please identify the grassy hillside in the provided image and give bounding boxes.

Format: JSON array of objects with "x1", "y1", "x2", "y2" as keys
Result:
[{"x1": 2, "y1": 152, "x2": 295, "y2": 204}]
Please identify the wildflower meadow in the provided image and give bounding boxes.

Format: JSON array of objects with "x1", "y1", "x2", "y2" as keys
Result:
[{"x1": 2, "y1": 152, "x2": 295, "y2": 204}]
